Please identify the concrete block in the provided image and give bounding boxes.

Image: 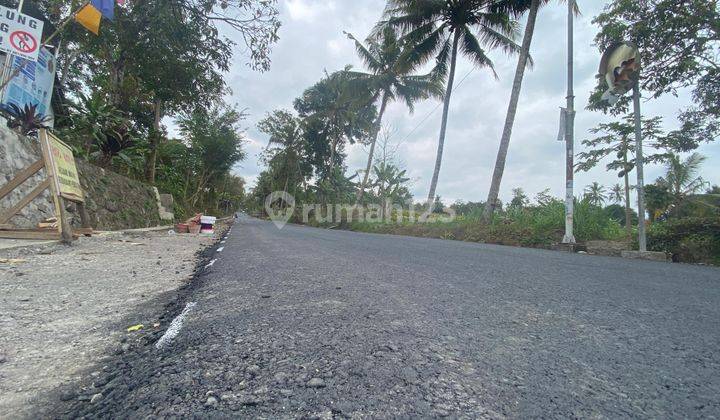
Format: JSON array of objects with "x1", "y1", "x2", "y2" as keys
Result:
[
  {"x1": 552, "y1": 243, "x2": 588, "y2": 253},
  {"x1": 621, "y1": 251, "x2": 669, "y2": 262}
]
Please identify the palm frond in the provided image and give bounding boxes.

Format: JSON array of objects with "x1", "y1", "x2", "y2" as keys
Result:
[
  {"x1": 476, "y1": 17, "x2": 521, "y2": 55},
  {"x1": 399, "y1": 23, "x2": 449, "y2": 73},
  {"x1": 460, "y1": 27, "x2": 498, "y2": 78},
  {"x1": 344, "y1": 31, "x2": 383, "y2": 73},
  {"x1": 401, "y1": 74, "x2": 445, "y2": 99},
  {"x1": 429, "y1": 37, "x2": 452, "y2": 81}
]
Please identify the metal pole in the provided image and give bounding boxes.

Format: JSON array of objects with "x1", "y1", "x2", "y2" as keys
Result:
[
  {"x1": 562, "y1": 0, "x2": 576, "y2": 244},
  {"x1": 632, "y1": 81, "x2": 647, "y2": 251}
]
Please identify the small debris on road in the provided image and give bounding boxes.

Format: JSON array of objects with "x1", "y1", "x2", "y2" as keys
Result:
[
  {"x1": 0, "y1": 258, "x2": 26, "y2": 264},
  {"x1": 126, "y1": 324, "x2": 144, "y2": 332},
  {"x1": 306, "y1": 378, "x2": 326, "y2": 388}
]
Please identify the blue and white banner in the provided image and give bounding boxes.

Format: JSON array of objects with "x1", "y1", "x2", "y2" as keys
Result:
[{"x1": 2, "y1": 47, "x2": 55, "y2": 122}]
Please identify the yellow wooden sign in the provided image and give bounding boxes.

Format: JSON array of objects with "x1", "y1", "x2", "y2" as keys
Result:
[{"x1": 40, "y1": 130, "x2": 84, "y2": 203}]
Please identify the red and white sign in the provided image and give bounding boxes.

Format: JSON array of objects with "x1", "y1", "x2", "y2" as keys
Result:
[{"x1": 0, "y1": 5, "x2": 44, "y2": 62}]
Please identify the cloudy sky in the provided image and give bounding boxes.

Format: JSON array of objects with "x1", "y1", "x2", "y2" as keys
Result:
[{"x1": 220, "y1": 0, "x2": 718, "y2": 205}]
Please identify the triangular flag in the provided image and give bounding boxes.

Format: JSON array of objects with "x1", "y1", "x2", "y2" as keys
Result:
[
  {"x1": 92, "y1": 0, "x2": 115, "y2": 20},
  {"x1": 76, "y1": 4, "x2": 101, "y2": 35}
]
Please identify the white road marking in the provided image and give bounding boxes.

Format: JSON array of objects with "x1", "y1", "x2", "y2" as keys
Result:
[
  {"x1": 220, "y1": 240, "x2": 226, "y2": 244},
  {"x1": 205, "y1": 259, "x2": 217, "y2": 268},
  {"x1": 217, "y1": 247, "x2": 224, "y2": 253},
  {"x1": 155, "y1": 302, "x2": 197, "y2": 349}
]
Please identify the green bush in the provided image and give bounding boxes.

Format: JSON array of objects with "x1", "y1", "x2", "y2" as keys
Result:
[
  {"x1": 648, "y1": 217, "x2": 720, "y2": 264},
  {"x1": 349, "y1": 199, "x2": 624, "y2": 248}
]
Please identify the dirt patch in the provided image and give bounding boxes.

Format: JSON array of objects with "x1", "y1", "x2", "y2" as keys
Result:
[{"x1": 0, "y1": 224, "x2": 229, "y2": 419}]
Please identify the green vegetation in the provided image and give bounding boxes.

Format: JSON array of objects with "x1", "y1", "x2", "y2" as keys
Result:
[
  {"x1": 647, "y1": 218, "x2": 720, "y2": 265},
  {"x1": 239, "y1": 0, "x2": 718, "y2": 264},
  {"x1": 3, "y1": 0, "x2": 281, "y2": 217},
  {"x1": 350, "y1": 199, "x2": 624, "y2": 248}
]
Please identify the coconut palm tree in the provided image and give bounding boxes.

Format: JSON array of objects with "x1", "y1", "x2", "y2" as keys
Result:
[
  {"x1": 657, "y1": 152, "x2": 708, "y2": 200},
  {"x1": 257, "y1": 109, "x2": 310, "y2": 196},
  {"x1": 583, "y1": 182, "x2": 607, "y2": 207},
  {"x1": 610, "y1": 183, "x2": 623, "y2": 204},
  {"x1": 483, "y1": 0, "x2": 579, "y2": 220},
  {"x1": 381, "y1": 0, "x2": 522, "y2": 205},
  {"x1": 345, "y1": 26, "x2": 444, "y2": 204},
  {"x1": 294, "y1": 69, "x2": 378, "y2": 178}
]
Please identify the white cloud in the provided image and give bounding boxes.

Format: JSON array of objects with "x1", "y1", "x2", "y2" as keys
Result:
[
  {"x1": 326, "y1": 38, "x2": 344, "y2": 55},
  {"x1": 286, "y1": 0, "x2": 336, "y2": 22}
]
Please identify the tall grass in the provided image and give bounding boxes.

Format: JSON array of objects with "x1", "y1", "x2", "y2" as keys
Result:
[{"x1": 350, "y1": 199, "x2": 624, "y2": 248}]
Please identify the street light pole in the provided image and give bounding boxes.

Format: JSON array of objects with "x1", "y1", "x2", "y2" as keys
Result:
[
  {"x1": 632, "y1": 81, "x2": 647, "y2": 251},
  {"x1": 562, "y1": 0, "x2": 576, "y2": 244}
]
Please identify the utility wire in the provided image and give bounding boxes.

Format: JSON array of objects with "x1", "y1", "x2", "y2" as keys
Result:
[{"x1": 394, "y1": 66, "x2": 476, "y2": 148}]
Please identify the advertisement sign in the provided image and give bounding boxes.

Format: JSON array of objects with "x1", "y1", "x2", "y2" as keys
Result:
[
  {"x1": 41, "y1": 130, "x2": 84, "y2": 203},
  {"x1": 0, "y1": 5, "x2": 44, "y2": 61},
  {"x1": 2, "y1": 47, "x2": 56, "y2": 120}
]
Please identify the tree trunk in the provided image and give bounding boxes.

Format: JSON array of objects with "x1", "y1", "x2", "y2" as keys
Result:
[
  {"x1": 327, "y1": 134, "x2": 338, "y2": 176},
  {"x1": 623, "y1": 149, "x2": 632, "y2": 239},
  {"x1": 483, "y1": 0, "x2": 540, "y2": 221},
  {"x1": 108, "y1": 51, "x2": 125, "y2": 107},
  {"x1": 356, "y1": 92, "x2": 390, "y2": 204},
  {"x1": 145, "y1": 98, "x2": 163, "y2": 185},
  {"x1": 426, "y1": 29, "x2": 461, "y2": 205}
]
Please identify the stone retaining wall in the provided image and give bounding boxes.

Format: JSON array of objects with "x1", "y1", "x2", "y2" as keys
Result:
[{"x1": 0, "y1": 127, "x2": 165, "y2": 230}]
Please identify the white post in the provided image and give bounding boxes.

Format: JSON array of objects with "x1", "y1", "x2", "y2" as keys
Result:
[
  {"x1": 562, "y1": 0, "x2": 576, "y2": 245},
  {"x1": 632, "y1": 81, "x2": 647, "y2": 251}
]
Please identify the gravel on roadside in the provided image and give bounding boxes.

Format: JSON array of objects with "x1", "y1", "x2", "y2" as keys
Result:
[{"x1": 0, "y1": 224, "x2": 228, "y2": 419}]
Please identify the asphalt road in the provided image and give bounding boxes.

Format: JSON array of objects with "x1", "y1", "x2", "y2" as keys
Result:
[{"x1": 55, "y1": 216, "x2": 719, "y2": 418}]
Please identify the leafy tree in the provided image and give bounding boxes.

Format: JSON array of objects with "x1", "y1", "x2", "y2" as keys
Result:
[
  {"x1": 708, "y1": 185, "x2": 720, "y2": 195},
  {"x1": 382, "y1": 0, "x2": 522, "y2": 203},
  {"x1": 604, "y1": 203, "x2": 637, "y2": 225},
  {"x1": 485, "y1": 0, "x2": 579, "y2": 219},
  {"x1": 656, "y1": 152, "x2": 709, "y2": 201},
  {"x1": 257, "y1": 110, "x2": 312, "y2": 197},
  {"x1": 432, "y1": 195, "x2": 446, "y2": 214},
  {"x1": 644, "y1": 183, "x2": 673, "y2": 222},
  {"x1": 510, "y1": 187, "x2": 529, "y2": 208},
  {"x1": 576, "y1": 114, "x2": 666, "y2": 236},
  {"x1": 217, "y1": 174, "x2": 246, "y2": 215},
  {"x1": 294, "y1": 69, "x2": 377, "y2": 179},
  {"x1": 590, "y1": 0, "x2": 719, "y2": 149},
  {"x1": 534, "y1": 188, "x2": 556, "y2": 206},
  {"x1": 583, "y1": 182, "x2": 607, "y2": 207},
  {"x1": 345, "y1": 26, "x2": 443, "y2": 203},
  {"x1": 46, "y1": 0, "x2": 280, "y2": 184},
  {"x1": 176, "y1": 103, "x2": 247, "y2": 209}
]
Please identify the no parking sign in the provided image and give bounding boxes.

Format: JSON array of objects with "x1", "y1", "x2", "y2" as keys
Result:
[{"x1": 0, "y1": 5, "x2": 44, "y2": 62}]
